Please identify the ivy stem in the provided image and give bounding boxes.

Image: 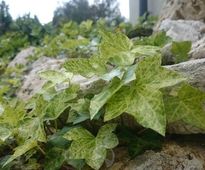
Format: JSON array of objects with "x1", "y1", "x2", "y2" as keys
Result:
[{"x1": 37, "y1": 145, "x2": 46, "y2": 155}]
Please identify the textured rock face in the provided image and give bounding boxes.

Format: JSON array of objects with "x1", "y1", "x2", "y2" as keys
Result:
[
  {"x1": 166, "y1": 58, "x2": 205, "y2": 92},
  {"x1": 106, "y1": 142, "x2": 205, "y2": 170},
  {"x1": 155, "y1": 0, "x2": 205, "y2": 29},
  {"x1": 16, "y1": 56, "x2": 100, "y2": 100},
  {"x1": 158, "y1": 19, "x2": 205, "y2": 42},
  {"x1": 17, "y1": 57, "x2": 65, "y2": 100},
  {"x1": 8, "y1": 47, "x2": 35, "y2": 67},
  {"x1": 158, "y1": 19, "x2": 205, "y2": 61},
  {"x1": 190, "y1": 36, "x2": 205, "y2": 59}
]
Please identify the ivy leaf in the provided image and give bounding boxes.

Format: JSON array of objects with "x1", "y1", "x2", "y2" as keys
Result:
[
  {"x1": 38, "y1": 70, "x2": 73, "y2": 84},
  {"x1": 90, "y1": 77, "x2": 122, "y2": 119},
  {"x1": 99, "y1": 31, "x2": 133, "y2": 59},
  {"x1": 134, "y1": 32, "x2": 171, "y2": 47},
  {"x1": 44, "y1": 148, "x2": 65, "y2": 170},
  {"x1": 64, "y1": 124, "x2": 118, "y2": 170},
  {"x1": 171, "y1": 41, "x2": 191, "y2": 63},
  {"x1": 4, "y1": 140, "x2": 37, "y2": 166},
  {"x1": 18, "y1": 117, "x2": 46, "y2": 142},
  {"x1": 0, "y1": 126, "x2": 12, "y2": 142},
  {"x1": 90, "y1": 65, "x2": 137, "y2": 119},
  {"x1": 104, "y1": 86, "x2": 133, "y2": 121},
  {"x1": 131, "y1": 45, "x2": 161, "y2": 56},
  {"x1": 44, "y1": 85, "x2": 79, "y2": 120},
  {"x1": 64, "y1": 56, "x2": 107, "y2": 77},
  {"x1": 0, "y1": 101, "x2": 25, "y2": 127},
  {"x1": 127, "y1": 89, "x2": 166, "y2": 135},
  {"x1": 68, "y1": 99, "x2": 90, "y2": 124},
  {"x1": 135, "y1": 55, "x2": 186, "y2": 89},
  {"x1": 105, "y1": 56, "x2": 185, "y2": 135},
  {"x1": 100, "y1": 31, "x2": 135, "y2": 66},
  {"x1": 165, "y1": 84, "x2": 205, "y2": 129}
]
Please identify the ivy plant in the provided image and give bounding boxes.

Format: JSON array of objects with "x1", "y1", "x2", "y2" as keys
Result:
[{"x1": 0, "y1": 30, "x2": 204, "y2": 170}]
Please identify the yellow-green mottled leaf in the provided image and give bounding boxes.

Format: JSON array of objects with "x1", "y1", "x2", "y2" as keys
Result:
[
  {"x1": 100, "y1": 31, "x2": 134, "y2": 66},
  {"x1": 105, "y1": 56, "x2": 185, "y2": 135},
  {"x1": 64, "y1": 56, "x2": 107, "y2": 77},
  {"x1": 4, "y1": 140, "x2": 37, "y2": 166},
  {"x1": 90, "y1": 77, "x2": 122, "y2": 119},
  {"x1": 165, "y1": 84, "x2": 205, "y2": 129},
  {"x1": 44, "y1": 85, "x2": 79, "y2": 120},
  {"x1": 18, "y1": 117, "x2": 46, "y2": 142},
  {"x1": 131, "y1": 45, "x2": 161, "y2": 56},
  {"x1": 0, "y1": 126, "x2": 12, "y2": 142},
  {"x1": 171, "y1": 41, "x2": 191, "y2": 63},
  {"x1": 38, "y1": 70, "x2": 73, "y2": 84},
  {"x1": 64, "y1": 124, "x2": 118, "y2": 170}
]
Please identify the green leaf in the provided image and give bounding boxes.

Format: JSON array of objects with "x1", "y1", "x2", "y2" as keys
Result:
[
  {"x1": 127, "y1": 89, "x2": 166, "y2": 136},
  {"x1": 44, "y1": 148, "x2": 65, "y2": 170},
  {"x1": 104, "y1": 86, "x2": 133, "y2": 121},
  {"x1": 4, "y1": 140, "x2": 37, "y2": 166},
  {"x1": 135, "y1": 55, "x2": 186, "y2": 89},
  {"x1": 90, "y1": 65, "x2": 137, "y2": 119},
  {"x1": 100, "y1": 31, "x2": 133, "y2": 59},
  {"x1": 90, "y1": 77, "x2": 122, "y2": 119},
  {"x1": 44, "y1": 85, "x2": 79, "y2": 120},
  {"x1": 171, "y1": 41, "x2": 191, "y2": 63},
  {"x1": 134, "y1": 32, "x2": 171, "y2": 47},
  {"x1": 131, "y1": 45, "x2": 161, "y2": 56},
  {"x1": 64, "y1": 124, "x2": 118, "y2": 170},
  {"x1": 105, "y1": 56, "x2": 185, "y2": 135},
  {"x1": 0, "y1": 126, "x2": 12, "y2": 142},
  {"x1": 38, "y1": 69, "x2": 73, "y2": 84},
  {"x1": 165, "y1": 84, "x2": 205, "y2": 129},
  {"x1": 47, "y1": 127, "x2": 71, "y2": 149},
  {"x1": 18, "y1": 117, "x2": 46, "y2": 142},
  {"x1": 100, "y1": 31, "x2": 134, "y2": 66},
  {"x1": 64, "y1": 56, "x2": 107, "y2": 77},
  {"x1": 118, "y1": 127, "x2": 162, "y2": 157},
  {"x1": 0, "y1": 101, "x2": 25, "y2": 127},
  {"x1": 68, "y1": 99, "x2": 90, "y2": 124}
]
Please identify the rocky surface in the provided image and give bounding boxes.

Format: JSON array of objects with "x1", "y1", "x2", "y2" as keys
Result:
[
  {"x1": 166, "y1": 58, "x2": 205, "y2": 92},
  {"x1": 105, "y1": 141, "x2": 205, "y2": 170},
  {"x1": 17, "y1": 57, "x2": 65, "y2": 100},
  {"x1": 16, "y1": 56, "x2": 100, "y2": 100},
  {"x1": 190, "y1": 36, "x2": 205, "y2": 59},
  {"x1": 8, "y1": 47, "x2": 35, "y2": 67},
  {"x1": 158, "y1": 19, "x2": 205, "y2": 62},
  {"x1": 158, "y1": 19, "x2": 205, "y2": 42},
  {"x1": 155, "y1": 0, "x2": 205, "y2": 29}
]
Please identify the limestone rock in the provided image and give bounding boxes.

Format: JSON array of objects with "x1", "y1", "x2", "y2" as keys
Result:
[
  {"x1": 17, "y1": 57, "x2": 65, "y2": 100},
  {"x1": 155, "y1": 0, "x2": 205, "y2": 29},
  {"x1": 17, "y1": 56, "x2": 100, "y2": 100},
  {"x1": 106, "y1": 142, "x2": 205, "y2": 170},
  {"x1": 8, "y1": 47, "x2": 35, "y2": 67},
  {"x1": 166, "y1": 58, "x2": 205, "y2": 92},
  {"x1": 158, "y1": 19, "x2": 205, "y2": 42},
  {"x1": 158, "y1": 19, "x2": 205, "y2": 61},
  {"x1": 190, "y1": 36, "x2": 205, "y2": 59}
]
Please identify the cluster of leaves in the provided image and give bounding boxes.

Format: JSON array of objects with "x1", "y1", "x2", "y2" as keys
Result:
[
  {"x1": 35, "y1": 19, "x2": 132, "y2": 58},
  {"x1": 0, "y1": 30, "x2": 205, "y2": 170}
]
